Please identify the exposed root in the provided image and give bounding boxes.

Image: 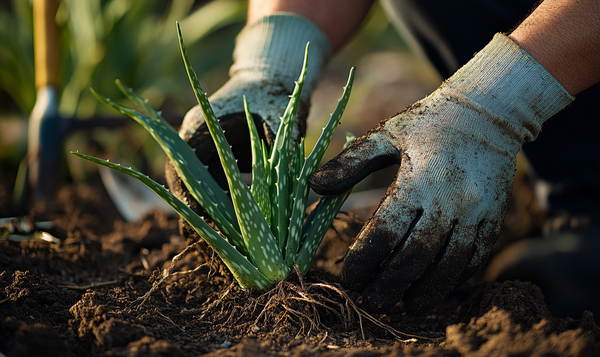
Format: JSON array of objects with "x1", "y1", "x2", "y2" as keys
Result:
[
  {"x1": 134, "y1": 209, "x2": 429, "y2": 342},
  {"x1": 198, "y1": 283, "x2": 234, "y2": 321},
  {"x1": 311, "y1": 282, "x2": 426, "y2": 341},
  {"x1": 57, "y1": 280, "x2": 120, "y2": 290},
  {"x1": 196, "y1": 276, "x2": 431, "y2": 343},
  {"x1": 156, "y1": 310, "x2": 185, "y2": 332},
  {"x1": 136, "y1": 240, "x2": 209, "y2": 309}
]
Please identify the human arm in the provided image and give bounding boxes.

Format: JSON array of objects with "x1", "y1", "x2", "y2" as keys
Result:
[
  {"x1": 509, "y1": 0, "x2": 600, "y2": 95},
  {"x1": 248, "y1": 0, "x2": 374, "y2": 53}
]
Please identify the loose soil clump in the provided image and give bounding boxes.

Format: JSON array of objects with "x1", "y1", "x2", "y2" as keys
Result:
[{"x1": 1, "y1": 181, "x2": 600, "y2": 356}]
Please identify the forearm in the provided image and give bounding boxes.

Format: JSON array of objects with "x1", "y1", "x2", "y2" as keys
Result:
[
  {"x1": 248, "y1": 0, "x2": 375, "y2": 53},
  {"x1": 509, "y1": 0, "x2": 600, "y2": 95}
]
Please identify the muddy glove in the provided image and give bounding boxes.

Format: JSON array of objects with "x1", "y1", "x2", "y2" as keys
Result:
[
  {"x1": 310, "y1": 34, "x2": 574, "y2": 314},
  {"x1": 166, "y1": 14, "x2": 330, "y2": 214}
]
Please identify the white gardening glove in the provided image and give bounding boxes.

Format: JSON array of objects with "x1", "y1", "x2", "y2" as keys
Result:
[
  {"x1": 310, "y1": 34, "x2": 574, "y2": 314},
  {"x1": 166, "y1": 13, "x2": 330, "y2": 215}
]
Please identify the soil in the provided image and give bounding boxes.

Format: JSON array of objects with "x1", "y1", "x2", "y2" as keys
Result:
[{"x1": 2, "y1": 177, "x2": 600, "y2": 357}]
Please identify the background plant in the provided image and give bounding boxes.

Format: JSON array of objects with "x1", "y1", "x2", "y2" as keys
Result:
[{"x1": 0, "y1": 0, "x2": 247, "y2": 181}]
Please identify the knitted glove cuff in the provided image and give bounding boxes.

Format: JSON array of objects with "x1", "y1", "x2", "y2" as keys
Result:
[
  {"x1": 231, "y1": 13, "x2": 332, "y2": 101},
  {"x1": 441, "y1": 33, "x2": 574, "y2": 143}
]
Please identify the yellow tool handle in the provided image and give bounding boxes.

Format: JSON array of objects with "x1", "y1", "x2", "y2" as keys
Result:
[{"x1": 33, "y1": 0, "x2": 60, "y2": 89}]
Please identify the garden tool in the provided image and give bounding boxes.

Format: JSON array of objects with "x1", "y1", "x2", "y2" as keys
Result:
[{"x1": 27, "y1": 0, "x2": 62, "y2": 203}]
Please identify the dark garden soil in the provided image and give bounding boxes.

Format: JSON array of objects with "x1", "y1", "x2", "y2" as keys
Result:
[{"x1": 1, "y1": 175, "x2": 600, "y2": 357}]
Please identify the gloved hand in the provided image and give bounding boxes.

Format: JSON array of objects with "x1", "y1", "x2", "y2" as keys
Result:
[
  {"x1": 310, "y1": 34, "x2": 574, "y2": 314},
  {"x1": 166, "y1": 14, "x2": 330, "y2": 217}
]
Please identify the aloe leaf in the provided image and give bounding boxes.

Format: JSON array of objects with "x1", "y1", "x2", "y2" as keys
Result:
[
  {"x1": 268, "y1": 166, "x2": 280, "y2": 242},
  {"x1": 269, "y1": 42, "x2": 309, "y2": 162},
  {"x1": 89, "y1": 88, "x2": 246, "y2": 254},
  {"x1": 262, "y1": 140, "x2": 270, "y2": 182},
  {"x1": 114, "y1": 79, "x2": 162, "y2": 119},
  {"x1": 71, "y1": 152, "x2": 271, "y2": 290},
  {"x1": 299, "y1": 133, "x2": 356, "y2": 240},
  {"x1": 296, "y1": 132, "x2": 356, "y2": 268},
  {"x1": 177, "y1": 22, "x2": 288, "y2": 281},
  {"x1": 289, "y1": 140, "x2": 305, "y2": 215},
  {"x1": 269, "y1": 43, "x2": 309, "y2": 250},
  {"x1": 284, "y1": 67, "x2": 355, "y2": 268},
  {"x1": 243, "y1": 96, "x2": 271, "y2": 225},
  {"x1": 174, "y1": 162, "x2": 247, "y2": 254},
  {"x1": 296, "y1": 190, "x2": 351, "y2": 274},
  {"x1": 304, "y1": 67, "x2": 355, "y2": 174},
  {"x1": 273, "y1": 150, "x2": 289, "y2": 251}
]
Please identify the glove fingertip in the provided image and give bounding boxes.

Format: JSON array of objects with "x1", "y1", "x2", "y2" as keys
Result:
[
  {"x1": 310, "y1": 129, "x2": 400, "y2": 195},
  {"x1": 341, "y1": 260, "x2": 370, "y2": 291},
  {"x1": 309, "y1": 160, "x2": 354, "y2": 195},
  {"x1": 362, "y1": 288, "x2": 399, "y2": 313}
]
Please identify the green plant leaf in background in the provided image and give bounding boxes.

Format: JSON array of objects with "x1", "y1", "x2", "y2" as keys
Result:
[
  {"x1": 0, "y1": 0, "x2": 247, "y2": 117},
  {"x1": 0, "y1": 0, "x2": 35, "y2": 113},
  {"x1": 0, "y1": 0, "x2": 248, "y2": 184},
  {"x1": 59, "y1": 0, "x2": 247, "y2": 118}
]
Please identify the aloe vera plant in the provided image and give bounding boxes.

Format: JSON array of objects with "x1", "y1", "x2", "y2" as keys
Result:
[{"x1": 72, "y1": 24, "x2": 355, "y2": 291}]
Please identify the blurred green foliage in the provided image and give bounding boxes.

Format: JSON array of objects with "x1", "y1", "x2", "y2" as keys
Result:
[
  {"x1": 0, "y1": 0, "x2": 247, "y2": 178},
  {"x1": 0, "y1": 0, "x2": 35, "y2": 113},
  {"x1": 0, "y1": 0, "x2": 247, "y2": 117}
]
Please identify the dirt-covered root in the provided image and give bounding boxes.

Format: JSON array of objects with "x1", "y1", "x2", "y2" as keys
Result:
[
  {"x1": 134, "y1": 234, "x2": 234, "y2": 309},
  {"x1": 194, "y1": 276, "x2": 428, "y2": 344}
]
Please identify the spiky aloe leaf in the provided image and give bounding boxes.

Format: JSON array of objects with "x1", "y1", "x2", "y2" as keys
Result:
[
  {"x1": 89, "y1": 88, "x2": 247, "y2": 255},
  {"x1": 284, "y1": 67, "x2": 355, "y2": 267},
  {"x1": 262, "y1": 140, "x2": 270, "y2": 176},
  {"x1": 177, "y1": 22, "x2": 288, "y2": 282},
  {"x1": 289, "y1": 141, "x2": 305, "y2": 215},
  {"x1": 296, "y1": 191, "x2": 351, "y2": 274},
  {"x1": 268, "y1": 43, "x2": 310, "y2": 250},
  {"x1": 303, "y1": 67, "x2": 355, "y2": 181},
  {"x1": 114, "y1": 79, "x2": 162, "y2": 120},
  {"x1": 243, "y1": 96, "x2": 271, "y2": 225},
  {"x1": 71, "y1": 152, "x2": 271, "y2": 290},
  {"x1": 269, "y1": 42, "x2": 309, "y2": 157},
  {"x1": 272, "y1": 145, "x2": 290, "y2": 251},
  {"x1": 268, "y1": 163, "x2": 280, "y2": 240},
  {"x1": 295, "y1": 133, "x2": 356, "y2": 274}
]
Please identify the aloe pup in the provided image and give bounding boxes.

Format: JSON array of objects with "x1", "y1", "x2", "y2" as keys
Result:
[{"x1": 73, "y1": 24, "x2": 355, "y2": 290}]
